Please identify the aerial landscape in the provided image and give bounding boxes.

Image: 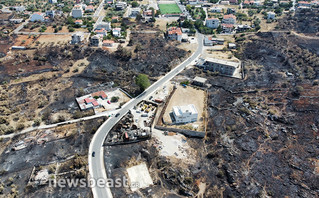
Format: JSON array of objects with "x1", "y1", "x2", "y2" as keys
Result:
[{"x1": 0, "y1": 0, "x2": 318, "y2": 197}]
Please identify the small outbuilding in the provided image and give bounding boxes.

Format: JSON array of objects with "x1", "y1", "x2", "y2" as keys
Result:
[{"x1": 192, "y1": 76, "x2": 207, "y2": 87}]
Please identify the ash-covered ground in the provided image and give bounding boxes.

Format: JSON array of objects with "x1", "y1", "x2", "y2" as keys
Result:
[{"x1": 102, "y1": 12, "x2": 319, "y2": 198}]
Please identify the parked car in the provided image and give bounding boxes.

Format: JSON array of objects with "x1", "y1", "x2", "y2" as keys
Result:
[
  {"x1": 92, "y1": 151, "x2": 95, "y2": 157},
  {"x1": 107, "y1": 100, "x2": 111, "y2": 104},
  {"x1": 115, "y1": 113, "x2": 120, "y2": 117}
]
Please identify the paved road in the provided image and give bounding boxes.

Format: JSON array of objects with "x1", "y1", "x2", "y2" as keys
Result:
[
  {"x1": 88, "y1": 32, "x2": 204, "y2": 198},
  {"x1": 94, "y1": 0, "x2": 105, "y2": 18}
]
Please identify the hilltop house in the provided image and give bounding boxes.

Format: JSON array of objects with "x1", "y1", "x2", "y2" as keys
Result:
[
  {"x1": 221, "y1": 23, "x2": 234, "y2": 33},
  {"x1": 172, "y1": 104, "x2": 198, "y2": 124},
  {"x1": 85, "y1": 5, "x2": 94, "y2": 12},
  {"x1": 95, "y1": 22, "x2": 111, "y2": 31},
  {"x1": 222, "y1": 14, "x2": 236, "y2": 24},
  {"x1": 166, "y1": 27, "x2": 182, "y2": 42},
  {"x1": 210, "y1": 7, "x2": 223, "y2": 12},
  {"x1": 267, "y1": 12, "x2": 276, "y2": 20},
  {"x1": 206, "y1": 18, "x2": 220, "y2": 29},
  {"x1": 112, "y1": 28, "x2": 121, "y2": 37},
  {"x1": 196, "y1": 57, "x2": 240, "y2": 76},
  {"x1": 75, "y1": 19, "x2": 83, "y2": 25},
  {"x1": 130, "y1": 7, "x2": 141, "y2": 18},
  {"x1": 72, "y1": 5, "x2": 84, "y2": 18},
  {"x1": 90, "y1": 35, "x2": 101, "y2": 46},
  {"x1": 71, "y1": 32, "x2": 84, "y2": 44},
  {"x1": 115, "y1": 2, "x2": 127, "y2": 10}
]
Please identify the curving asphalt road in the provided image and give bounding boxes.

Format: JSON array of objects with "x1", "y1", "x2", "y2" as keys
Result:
[{"x1": 88, "y1": 32, "x2": 204, "y2": 198}]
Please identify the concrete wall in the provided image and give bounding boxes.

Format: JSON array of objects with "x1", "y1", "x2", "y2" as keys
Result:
[{"x1": 154, "y1": 125, "x2": 205, "y2": 138}]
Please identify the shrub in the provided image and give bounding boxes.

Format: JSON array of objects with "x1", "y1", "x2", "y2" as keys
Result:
[
  {"x1": 16, "y1": 123, "x2": 25, "y2": 130},
  {"x1": 111, "y1": 96, "x2": 119, "y2": 103}
]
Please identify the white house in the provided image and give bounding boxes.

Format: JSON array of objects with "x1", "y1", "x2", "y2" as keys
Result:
[
  {"x1": 130, "y1": 7, "x2": 141, "y2": 18},
  {"x1": 206, "y1": 18, "x2": 220, "y2": 29},
  {"x1": 30, "y1": 12, "x2": 45, "y2": 22},
  {"x1": 267, "y1": 12, "x2": 276, "y2": 20},
  {"x1": 172, "y1": 104, "x2": 198, "y2": 124},
  {"x1": 167, "y1": 27, "x2": 182, "y2": 42},
  {"x1": 112, "y1": 28, "x2": 121, "y2": 37},
  {"x1": 72, "y1": 5, "x2": 83, "y2": 18},
  {"x1": 13, "y1": 6, "x2": 25, "y2": 12},
  {"x1": 222, "y1": 14, "x2": 236, "y2": 24},
  {"x1": 115, "y1": 2, "x2": 127, "y2": 10},
  {"x1": 95, "y1": 22, "x2": 111, "y2": 31},
  {"x1": 210, "y1": 7, "x2": 223, "y2": 13},
  {"x1": 71, "y1": 32, "x2": 84, "y2": 44}
]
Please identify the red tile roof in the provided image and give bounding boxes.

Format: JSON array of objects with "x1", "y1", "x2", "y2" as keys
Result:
[
  {"x1": 167, "y1": 27, "x2": 182, "y2": 35},
  {"x1": 84, "y1": 98, "x2": 95, "y2": 104},
  {"x1": 103, "y1": 40, "x2": 114, "y2": 44},
  {"x1": 222, "y1": 23, "x2": 234, "y2": 28},
  {"x1": 92, "y1": 91, "x2": 107, "y2": 99},
  {"x1": 92, "y1": 101, "x2": 99, "y2": 106},
  {"x1": 223, "y1": 14, "x2": 236, "y2": 19}
]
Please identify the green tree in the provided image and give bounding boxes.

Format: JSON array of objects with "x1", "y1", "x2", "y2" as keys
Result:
[
  {"x1": 131, "y1": 1, "x2": 139, "y2": 7},
  {"x1": 135, "y1": 74, "x2": 150, "y2": 91}
]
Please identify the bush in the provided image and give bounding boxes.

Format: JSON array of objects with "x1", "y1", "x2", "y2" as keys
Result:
[
  {"x1": 16, "y1": 123, "x2": 25, "y2": 130},
  {"x1": 111, "y1": 96, "x2": 119, "y2": 103},
  {"x1": 292, "y1": 86, "x2": 304, "y2": 97},
  {"x1": 33, "y1": 118, "x2": 41, "y2": 126},
  {"x1": 69, "y1": 27, "x2": 75, "y2": 32}
]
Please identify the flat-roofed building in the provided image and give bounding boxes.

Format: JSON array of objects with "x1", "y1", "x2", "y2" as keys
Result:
[
  {"x1": 172, "y1": 104, "x2": 198, "y2": 124},
  {"x1": 71, "y1": 32, "x2": 84, "y2": 44},
  {"x1": 192, "y1": 76, "x2": 207, "y2": 87},
  {"x1": 197, "y1": 57, "x2": 241, "y2": 77}
]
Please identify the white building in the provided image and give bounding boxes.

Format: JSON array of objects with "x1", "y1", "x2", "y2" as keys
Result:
[
  {"x1": 267, "y1": 12, "x2": 276, "y2": 20},
  {"x1": 222, "y1": 14, "x2": 236, "y2": 24},
  {"x1": 95, "y1": 22, "x2": 111, "y2": 31},
  {"x1": 196, "y1": 57, "x2": 240, "y2": 76},
  {"x1": 72, "y1": 5, "x2": 83, "y2": 18},
  {"x1": 167, "y1": 27, "x2": 182, "y2": 42},
  {"x1": 13, "y1": 6, "x2": 25, "y2": 12},
  {"x1": 206, "y1": 18, "x2": 220, "y2": 29},
  {"x1": 210, "y1": 7, "x2": 223, "y2": 13},
  {"x1": 172, "y1": 104, "x2": 198, "y2": 124},
  {"x1": 71, "y1": 32, "x2": 84, "y2": 44},
  {"x1": 115, "y1": 2, "x2": 127, "y2": 10},
  {"x1": 130, "y1": 7, "x2": 141, "y2": 18},
  {"x1": 112, "y1": 28, "x2": 121, "y2": 37},
  {"x1": 49, "y1": 0, "x2": 57, "y2": 3},
  {"x1": 30, "y1": 12, "x2": 45, "y2": 22}
]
